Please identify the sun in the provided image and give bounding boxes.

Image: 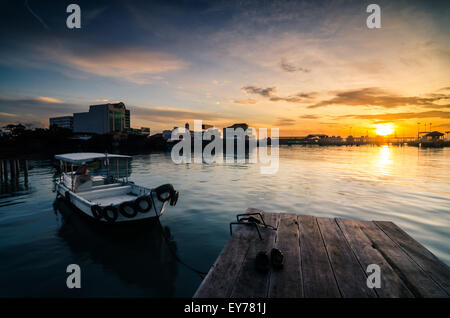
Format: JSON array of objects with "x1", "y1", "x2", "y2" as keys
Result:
[{"x1": 374, "y1": 123, "x2": 394, "y2": 136}]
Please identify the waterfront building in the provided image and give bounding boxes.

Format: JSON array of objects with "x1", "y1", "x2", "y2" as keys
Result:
[
  {"x1": 162, "y1": 130, "x2": 173, "y2": 140},
  {"x1": 422, "y1": 131, "x2": 444, "y2": 141},
  {"x1": 73, "y1": 102, "x2": 129, "y2": 134},
  {"x1": 49, "y1": 116, "x2": 73, "y2": 130},
  {"x1": 306, "y1": 134, "x2": 328, "y2": 143},
  {"x1": 223, "y1": 123, "x2": 250, "y2": 140}
]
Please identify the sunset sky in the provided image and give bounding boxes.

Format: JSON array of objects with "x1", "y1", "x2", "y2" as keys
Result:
[{"x1": 0, "y1": 0, "x2": 449, "y2": 136}]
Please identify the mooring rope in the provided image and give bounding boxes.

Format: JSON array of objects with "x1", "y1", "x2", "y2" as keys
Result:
[{"x1": 150, "y1": 194, "x2": 208, "y2": 279}]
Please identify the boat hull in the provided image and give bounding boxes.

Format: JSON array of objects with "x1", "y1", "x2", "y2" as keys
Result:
[{"x1": 55, "y1": 182, "x2": 166, "y2": 223}]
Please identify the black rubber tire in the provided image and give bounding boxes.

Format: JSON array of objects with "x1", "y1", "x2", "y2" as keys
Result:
[
  {"x1": 102, "y1": 206, "x2": 118, "y2": 222},
  {"x1": 135, "y1": 196, "x2": 152, "y2": 213},
  {"x1": 155, "y1": 184, "x2": 175, "y2": 202},
  {"x1": 170, "y1": 191, "x2": 179, "y2": 206},
  {"x1": 65, "y1": 191, "x2": 71, "y2": 203},
  {"x1": 119, "y1": 201, "x2": 138, "y2": 218},
  {"x1": 91, "y1": 205, "x2": 103, "y2": 220}
]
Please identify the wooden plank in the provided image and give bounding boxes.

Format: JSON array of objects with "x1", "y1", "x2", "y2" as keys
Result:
[
  {"x1": 298, "y1": 215, "x2": 341, "y2": 297},
  {"x1": 194, "y1": 215, "x2": 259, "y2": 297},
  {"x1": 317, "y1": 218, "x2": 377, "y2": 298},
  {"x1": 268, "y1": 213, "x2": 303, "y2": 298},
  {"x1": 375, "y1": 221, "x2": 450, "y2": 295},
  {"x1": 336, "y1": 218, "x2": 414, "y2": 297},
  {"x1": 360, "y1": 221, "x2": 448, "y2": 297},
  {"x1": 230, "y1": 213, "x2": 279, "y2": 298},
  {"x1": 195, "y1": 209, "x2": 449, "y2": 298}
]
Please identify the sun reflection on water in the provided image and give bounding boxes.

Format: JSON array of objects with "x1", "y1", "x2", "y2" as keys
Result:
[{"x1": 376, "y1": 145, "x2": 392, "y2": 175}]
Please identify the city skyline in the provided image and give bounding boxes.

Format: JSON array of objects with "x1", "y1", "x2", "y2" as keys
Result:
[{"x1": 0, "y1": 0, "x2": 449, "y2": 136}]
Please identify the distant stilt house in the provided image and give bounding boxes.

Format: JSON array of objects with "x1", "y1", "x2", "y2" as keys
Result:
[
  {"x1": 422, "y1": 131, "x2": 444, "y2": 141},
  {"x1": 306, "y1": 134, "x2": 328, "y2": 143}
]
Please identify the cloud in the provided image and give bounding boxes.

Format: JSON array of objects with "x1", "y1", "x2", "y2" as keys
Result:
[
  {"x1": 242, "y1": 86, "x2": 315, "y2": 103},
  {"x1": 280, "y1": 58, "x2": 311, "y2": 73},
  {"x1": 233, "y1": 99, "x2": 258, "y2": 105},
  {"x1": 242, "y1": 86, "x2": 276, "y2": 97},
  {"x1": 269, "y1": 95, "x2": 304, "y2": 103},
  {"x1": 308, "y1": 87, "x2": 450, "y2": 109},
  {"x1": 339, "y1": 111, "x2": 450, "y2": 121},
  {"x1": 299, "y1": 114, "x2": 319, "y2": 119},
  {"x1": 131, "y1": 105, "x2": 235, "y2": 124},
  {"x1": 53, "y1": 48, "x2": 187, "y2": 84},
  {"x1": 0, "y1": 112, "x2": 18, "y2": 118},
  {"x1": 35, "y1": 96, "x2": 62, "y2": 103},
  {"x1": 273, "y1": 117, "x2": 296, "y2": 126},
  {"x1": 0, "y1": 97, "x2": 83, "y2": 117}
]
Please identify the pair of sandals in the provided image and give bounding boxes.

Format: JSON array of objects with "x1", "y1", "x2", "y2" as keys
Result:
[{"x1": 255, "y1": 248, "x2": 284, "y2": 273}]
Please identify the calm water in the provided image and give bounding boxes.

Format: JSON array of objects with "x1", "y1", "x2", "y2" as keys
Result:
[{"x1": 0, "y1": 145, "x2": 449, "y2": 297}]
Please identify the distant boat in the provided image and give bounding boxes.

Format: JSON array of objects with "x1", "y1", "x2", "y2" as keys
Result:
[{"x1": 54, "y1": 152, "x2": 179, "y2": 224}]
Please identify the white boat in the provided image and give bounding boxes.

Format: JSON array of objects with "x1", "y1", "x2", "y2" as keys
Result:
[{"x1": 54, "y1": 152, "x2": 179, "y2": 223}]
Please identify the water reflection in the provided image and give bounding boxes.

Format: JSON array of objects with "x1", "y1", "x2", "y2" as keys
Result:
[
  {"x1": 0, "y1": 146, "x2": 448, "y2": 297},
  {"x1": 376, "y1": 145, "x2": 392, "y2": 175},
  {"x1": 53, "y1": 198, "x2": 179, "y2": 296},
  {"x1": 0, "y1": 177, "x2": 31, "y2": 199}
]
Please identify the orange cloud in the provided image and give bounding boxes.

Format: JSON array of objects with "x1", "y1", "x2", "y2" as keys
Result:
[
  {"x1": 35, "y1": 96, "x2": 62, "y2": 103},
  {"x1": 307, "y1": 88, "x2": 450, "y2": 109},
  {"x1": 39, "y1": 47, "x2": 187, "y2": 84},
  {"x1": 233, "y1": 99, "x2": 258, "y2": 105},
  {"x1": 0, "y1": 112, "x2": 18, "y2": 117},
  {"x1": 340, "y1": 110, "x2": 450, "y2": 121}
]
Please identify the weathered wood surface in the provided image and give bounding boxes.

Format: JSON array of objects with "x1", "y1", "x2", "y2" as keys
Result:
[
  {"x1": 374, "y1": 221, "x2": 450, "y2": 295},
  {"x1": 194, "y1": 210, "x2": 450, "y2": 298},
  {"x1": 299, "y1": 215, "x2": 341, "y2": 297},
  {"x1": 336, "y1": 218, "x2": 414, "y2": 298},
  {"x1": 268, "y1": 213, "x2": 303, "y2": 298},
  {"x1": 317, "y1": 217, "x2": 377, "y2": 298},
  {"x1": 230, "y1": 212, "x2": 279, "y2": 298}
]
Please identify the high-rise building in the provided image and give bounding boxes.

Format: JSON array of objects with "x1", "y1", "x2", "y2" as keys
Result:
[
  {"x1": 73, "y1": 102, "x2": 128, "y2": 134},
  {"x1": 49, "y1": 116, "x2": 73, "y2": 130}
]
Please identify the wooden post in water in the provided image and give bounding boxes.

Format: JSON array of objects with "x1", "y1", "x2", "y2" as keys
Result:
[
  {"x1": 10, "y1": 160, "x2": 16, "y2": 180},
  {"x1": 2, "y1": 160, "x2": 7, "y2": 182},
  {"x1": 0, "y1": 160, "x2": 3, "y2": 182},
  {"x1": 15, "y1": 159, "x2": 20, "y2": 176},
  {"x1": 23, "y1": 160, "x2": 28, "y2": 181},
  {"x1": 125, "y1": 158, "x2": 128, "y2": 183},
  {"x1": 71, "y1": 164, "x2": 74, "y2": 192}
]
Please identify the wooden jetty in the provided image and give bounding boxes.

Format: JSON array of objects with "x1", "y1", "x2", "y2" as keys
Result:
[{"x1": 194, "y1": 208, "x2": 450, "y2": 298}]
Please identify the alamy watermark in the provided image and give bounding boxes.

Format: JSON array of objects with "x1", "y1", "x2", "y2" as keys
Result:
[
  {"x1": 63, "y1": 4, "x2": 380, "y2": 30},
  {"x1": 66, "y1": 264, "x2": 81, "y2": 289},
  {"x1": 170, "y1": 120, "x2": 279, "y2": 174},
  {"x1": 366, "y1": 4, "x2": 381, "y2": 29},
  {"x1": 66, "y1": 4, "x2": 81, "y2": 29},
  {"x1": 366, "y1": 264, "x2": 381, "y2": 289}
]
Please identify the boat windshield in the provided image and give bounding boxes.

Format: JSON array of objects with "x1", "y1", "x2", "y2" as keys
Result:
[{"x1": 56, "y1": 153, "x2": 132, "y2": 190}]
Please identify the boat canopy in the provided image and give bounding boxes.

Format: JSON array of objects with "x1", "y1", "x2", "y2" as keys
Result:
[{"x1": 55, "y1": 152, "x2": 131, "y2": 165}]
